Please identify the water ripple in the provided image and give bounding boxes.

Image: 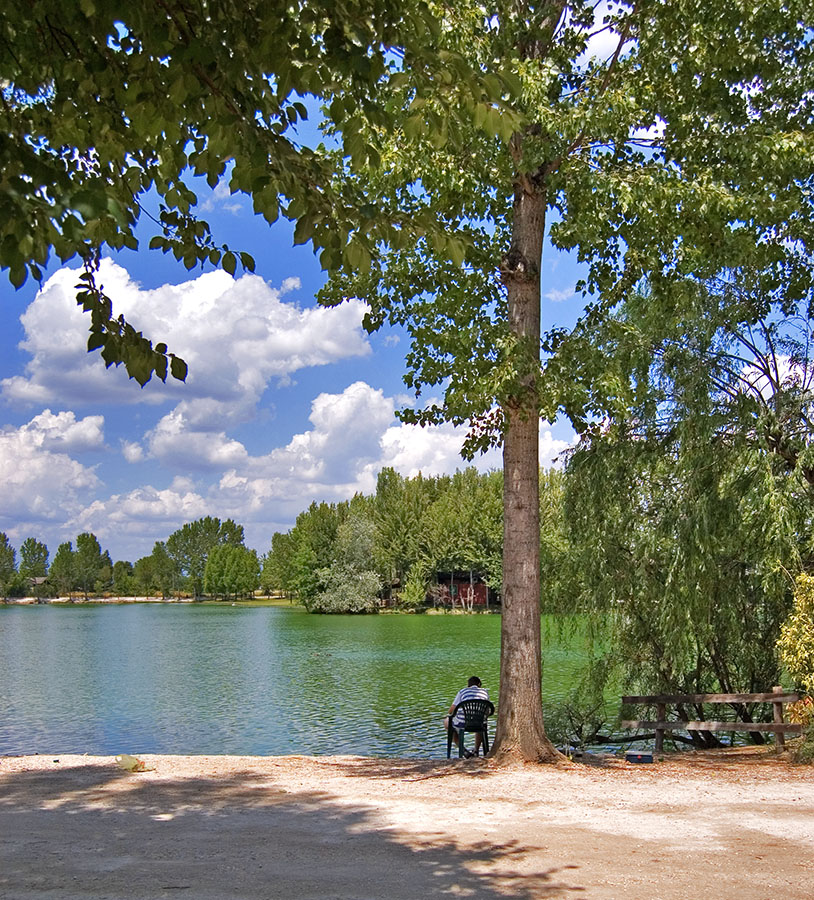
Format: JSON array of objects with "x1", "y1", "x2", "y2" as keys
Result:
[{"x1": 0, "y1": 604, "x2": 594, "y2": 758}]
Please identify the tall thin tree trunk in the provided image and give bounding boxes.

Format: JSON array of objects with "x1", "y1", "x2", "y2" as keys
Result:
[{"x1": 490, "y1": 174, "x2": 561, "y2": 764}]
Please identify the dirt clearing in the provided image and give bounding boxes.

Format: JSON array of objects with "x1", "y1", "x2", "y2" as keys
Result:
[{"x1": 1, "y1": 748, "x2": 812, "y2": 899}]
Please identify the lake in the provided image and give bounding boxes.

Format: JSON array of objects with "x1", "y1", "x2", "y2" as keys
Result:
[{"x1": 0, "y1": 603, "x2": 599, "y2": 758}]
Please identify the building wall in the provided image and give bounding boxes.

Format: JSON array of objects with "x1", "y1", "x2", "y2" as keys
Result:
[{"x1": 436, "y1": 581, "x2": 488, "y2": 607}]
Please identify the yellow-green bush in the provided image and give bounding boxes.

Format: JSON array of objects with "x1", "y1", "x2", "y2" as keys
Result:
[
  {"x1": 777, "y1": 575, "x2": 814, "y2": 761},
  {"x1": 778, "y1": 575, "x2": 814, "y2": 695}
]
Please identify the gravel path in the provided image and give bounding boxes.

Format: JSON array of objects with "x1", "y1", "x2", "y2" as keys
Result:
[{"x1": 1, "y1": 749, "x2": 812, "y2": 899}]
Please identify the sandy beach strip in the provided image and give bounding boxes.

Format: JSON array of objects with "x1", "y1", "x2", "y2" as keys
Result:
[{"x1": 1, "y1": 749, "x2": 813, "y2": 899}]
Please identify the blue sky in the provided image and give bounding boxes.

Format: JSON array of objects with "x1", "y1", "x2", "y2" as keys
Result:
[{"x1": 0, "y1": 178, "x2": 585, "y2": 564}]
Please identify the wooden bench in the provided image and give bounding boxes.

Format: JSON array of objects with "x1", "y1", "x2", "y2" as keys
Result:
[{"x1": 621, "y1": 687, "x2": 802, "y2": 753}]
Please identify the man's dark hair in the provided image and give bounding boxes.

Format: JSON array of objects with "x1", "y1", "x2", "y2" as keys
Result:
[{"x1": 468, "y1": 676, "x2": 481, "y2": 687}]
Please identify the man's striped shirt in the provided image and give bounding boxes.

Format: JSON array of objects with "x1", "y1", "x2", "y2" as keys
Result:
[{"x1": 451, "y1": 685, "x2": 489, "y2": 725}]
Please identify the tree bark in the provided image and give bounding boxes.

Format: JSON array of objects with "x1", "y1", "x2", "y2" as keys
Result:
[{"x1": 490, "y1": 174, "x2": 562, "y2": 764}]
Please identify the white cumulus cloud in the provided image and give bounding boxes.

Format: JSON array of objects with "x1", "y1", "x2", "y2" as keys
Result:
[
  {"x1": 2, "y1": 285, "x2": 575, "y2": 559},
  {"x1": 70, "y1": 485, "x2": 211, "y2": 554},
  {"x1": 2, "y1": 260, "x2": 372, "y2": 429},
  {"x1": 13, "y1": 409, "x2": 105, "y2": 452},
  {"x1": 143, "y1": 410, "x2": 250, "y2": 471},
  {"x1": 135, "y1": 383, "x2": 573, "y2": 553},
  {"x1": 0, "y1": 413, "x2": 102, "y2": 534},
  {"x1": 121, "y1": 440, "x2": 145, "y2": 463},
  {"x1": 16, "y1": 380, "x2": 575, "y2": 559}
]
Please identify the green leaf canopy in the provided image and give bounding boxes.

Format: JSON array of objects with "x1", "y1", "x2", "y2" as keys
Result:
[{"x1": 1, "y1": 0, "x2": 447, "y2": 382}]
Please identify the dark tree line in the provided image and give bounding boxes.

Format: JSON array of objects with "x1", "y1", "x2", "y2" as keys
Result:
[
  {"x1": 0, "y1": 517, "x2": 259, "y2": 600},
  {"x1": 262, "y1": 466, "x2": 567, "y2": 613}
]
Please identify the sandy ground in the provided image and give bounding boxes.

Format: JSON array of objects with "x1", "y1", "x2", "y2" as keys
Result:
[{"x1": 1, "y1": 748, "x2": 813, "y2": 900}]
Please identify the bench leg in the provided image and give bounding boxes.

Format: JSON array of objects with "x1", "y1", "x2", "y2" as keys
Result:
[
  {"x1": 773, "y1": 686, "x2": 786, "y2": 752},
  {"x1": 655, "y1": 704, "x2": 665, "y2": 754}
]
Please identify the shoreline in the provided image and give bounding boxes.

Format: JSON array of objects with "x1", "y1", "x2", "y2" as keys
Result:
[
  {"x1": 2, "y1": 595, "x2": 194, "y2": 604},
  {"x1": 1, "y1": 749, "x2": 812, "y2": 899},
  {"x1": 0, "y1": 596, "x2": 498, "y2": 613},
  {"x1": 0, "y1": 595, "x2": 294, "y2": 605},
  {"x1": 0, "y1": 742, "x2": 805, "y2": 769}
]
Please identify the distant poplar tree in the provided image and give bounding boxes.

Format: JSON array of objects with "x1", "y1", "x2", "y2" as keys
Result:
[
  {"x1": 112, "y1": 560, "x2": 135, "y2": 596},
  {"x1": 18, "y1": 538, "x2": 49, "y2": 578},
  {"x1": 74, "y1": 533, "x2": 108, "y2": 599},
  {"x1": 0, "y1": 533, "x2": 16, "y2": 594},
  {"x1": 49, "y1": 542, "x2": 75, "y2": 598},
  {"x1": 204, "y1": 544, "x2": 259, "y2": 599},
  {"x1": 166, "y1": 517, "x2": 245, "y2": 598}
]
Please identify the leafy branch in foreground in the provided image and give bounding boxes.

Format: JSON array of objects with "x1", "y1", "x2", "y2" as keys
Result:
[
  {"x1": 1, "y1": 0, "x2": 469, "y2": 383},
  {"x1": 74, "y1": 255, "x2": 188, "y2": 386}
]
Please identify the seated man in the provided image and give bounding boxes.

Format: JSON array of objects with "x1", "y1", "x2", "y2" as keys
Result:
[{"x1": 444, "y1": 675, "x2": 489, "y2": 757}]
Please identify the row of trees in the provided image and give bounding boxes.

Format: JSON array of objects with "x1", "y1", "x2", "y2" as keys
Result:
[
  {"x1": 0, "y1": 533, "x2": 111, "y2": 600},
  {"x1": 0, "y1": 535, "x2": 50, "y2": 597},
  {"x1": 265, "y1": 468, "x2": 496, "y2": 611},
  {"x1": 263, "y1": 466, "x2": 567, "y2": 614},
  {"x1": 0, "y1": 517, "x2": 259, "y2": 600}
]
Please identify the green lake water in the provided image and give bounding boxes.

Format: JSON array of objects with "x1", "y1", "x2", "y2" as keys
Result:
[{"x1": 0, "y1": 603, "x2": 601, "y2": 758}]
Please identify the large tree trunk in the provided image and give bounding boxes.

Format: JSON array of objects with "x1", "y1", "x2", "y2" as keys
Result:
[{"x1": 490, "y1": 174, "x2": 562, "y2": 764}]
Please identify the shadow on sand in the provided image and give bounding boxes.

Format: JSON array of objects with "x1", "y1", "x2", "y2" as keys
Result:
[
  {"x1": 0, "y1": 761, "x2": 583, "y2": 899},
  {"x1": 331, "y1": 755, "x2": 510, "y2": 782}
]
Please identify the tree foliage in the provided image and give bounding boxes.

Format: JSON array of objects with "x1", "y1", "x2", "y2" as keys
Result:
[
  {"x1": 49, "y1": 541, "x2": 76, "y2": 597},
  {"x1": 777, "y1": 574, "x2": 814, "y2": 760},
  {"x1": 263, "y1": 467, "x2": 566, "y2": 610},
  {"x1": 315, "y1": 0, "x2": 813, "y2": 761},
  {"x1": 165, "y1": 516, "x2": 244, "y2": 598},
  {"x1": 778, "y1": 575, "x2": 814, "y2": 697},
  {"x1": 421, "y1": 468, "x2": 503, "y2": 592},
  {"x1": 1, "y1": 0, "x2": 464, "y2": 384},
  {"x1": 558, "y1": 280, "x2": 814, "y2": 741},
  {"x1": 564, "y1": 436, "x2": 798, "y2": 713},
  {"x1": 308, "y1": 513, "x2": 383, "y2": 613},
  {"x1": 320, "y1": 2, "x2": 813, "y2": 445},
  {"x1": 73, "y1": 532, "x2": 112, "y2": 599},
  {"x1": 18, "y1": 537, "x2": 49, "y2": 578},
  {"x1": 131, "y1": 542, "x2": 177, "y2": 598},
  {"x1": 0, "y1": 533, "x2": 16, "y2": 595},
  {"x1": 112, "y1": 559, "x2": 135, "y2": 596},
  {"x1": 372, "y1": 468, "x2": 443, "y2": 590},
  {"x1": 204, "y1": 544, "x2": 260, "y2": 599},
  {"x1": 260, "y1": 531, "x2": 297, "y2": 598}
]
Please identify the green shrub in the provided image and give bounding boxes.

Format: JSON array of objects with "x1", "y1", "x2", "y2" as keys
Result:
[
  {"x1": 398, "y1": 570, "x2": 429, "y2": 609},
  {"x1": 308, "y1": 568, "x2": 381, "y2": 613},
  {"x1": 777, "y1": 575, "x2": 814, "y2": 763},
  {"x1": 777, "y1": 575, "x2": 814, "y2": 696},
  {"x1": 786, "y1": 696, "x2": 814, "y2": 763},
  {"x1": 796, "y1": 723, "x2": 814, "y2": 763}
]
